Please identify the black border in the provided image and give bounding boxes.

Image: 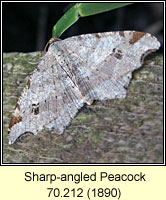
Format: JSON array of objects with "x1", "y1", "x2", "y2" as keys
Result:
[{"x1": 1, "y1": 1, "x2": 165, "y2": 166}]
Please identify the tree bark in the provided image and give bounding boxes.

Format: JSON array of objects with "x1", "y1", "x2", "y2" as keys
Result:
[{"x1": 3, "y1": 52, "x2": 163, "y2": 163}]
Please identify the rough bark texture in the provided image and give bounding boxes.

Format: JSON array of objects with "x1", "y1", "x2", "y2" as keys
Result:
[{"x1": 3, "y1": 52, "x2": 163, "y2": 163}]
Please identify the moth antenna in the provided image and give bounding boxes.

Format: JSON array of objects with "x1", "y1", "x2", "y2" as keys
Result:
[{"x1": 44, "y1": 37, "x2": 61, "y2": 52}]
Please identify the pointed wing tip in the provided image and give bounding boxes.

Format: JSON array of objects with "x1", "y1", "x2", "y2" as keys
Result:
[
  {"x1": 8, "y1": 135, "x2": 14, "y2": 145},
  {"x1": 8, "y1": 140, "x2": 12, "y2": 145}
]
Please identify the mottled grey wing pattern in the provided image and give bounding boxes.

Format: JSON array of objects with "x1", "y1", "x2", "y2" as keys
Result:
[
  {"x1": 8, "y1": 31, "x2": 160, "y2": 144},
  {"x1": 8, "y1": 48, "x2": 85, "y2": 144},
  {"x1": 55, "y1": 31, "x2": 160, "y2": 101}
]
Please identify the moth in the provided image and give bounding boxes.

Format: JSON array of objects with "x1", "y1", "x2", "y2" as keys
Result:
[{"x1": 8, "y1": 31, "x2": 160, "y2": 144}]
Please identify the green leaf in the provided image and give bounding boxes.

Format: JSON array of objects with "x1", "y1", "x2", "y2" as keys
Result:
[
  {"x1": 52, "y1": 4, "x2": 79, "y2": 38},
  {"x1": 52, "y1": 3, "x2": 133, "y2": 38},
  {"x1": 78, "y1": 3, "x2": 132, "y2": 16}
]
